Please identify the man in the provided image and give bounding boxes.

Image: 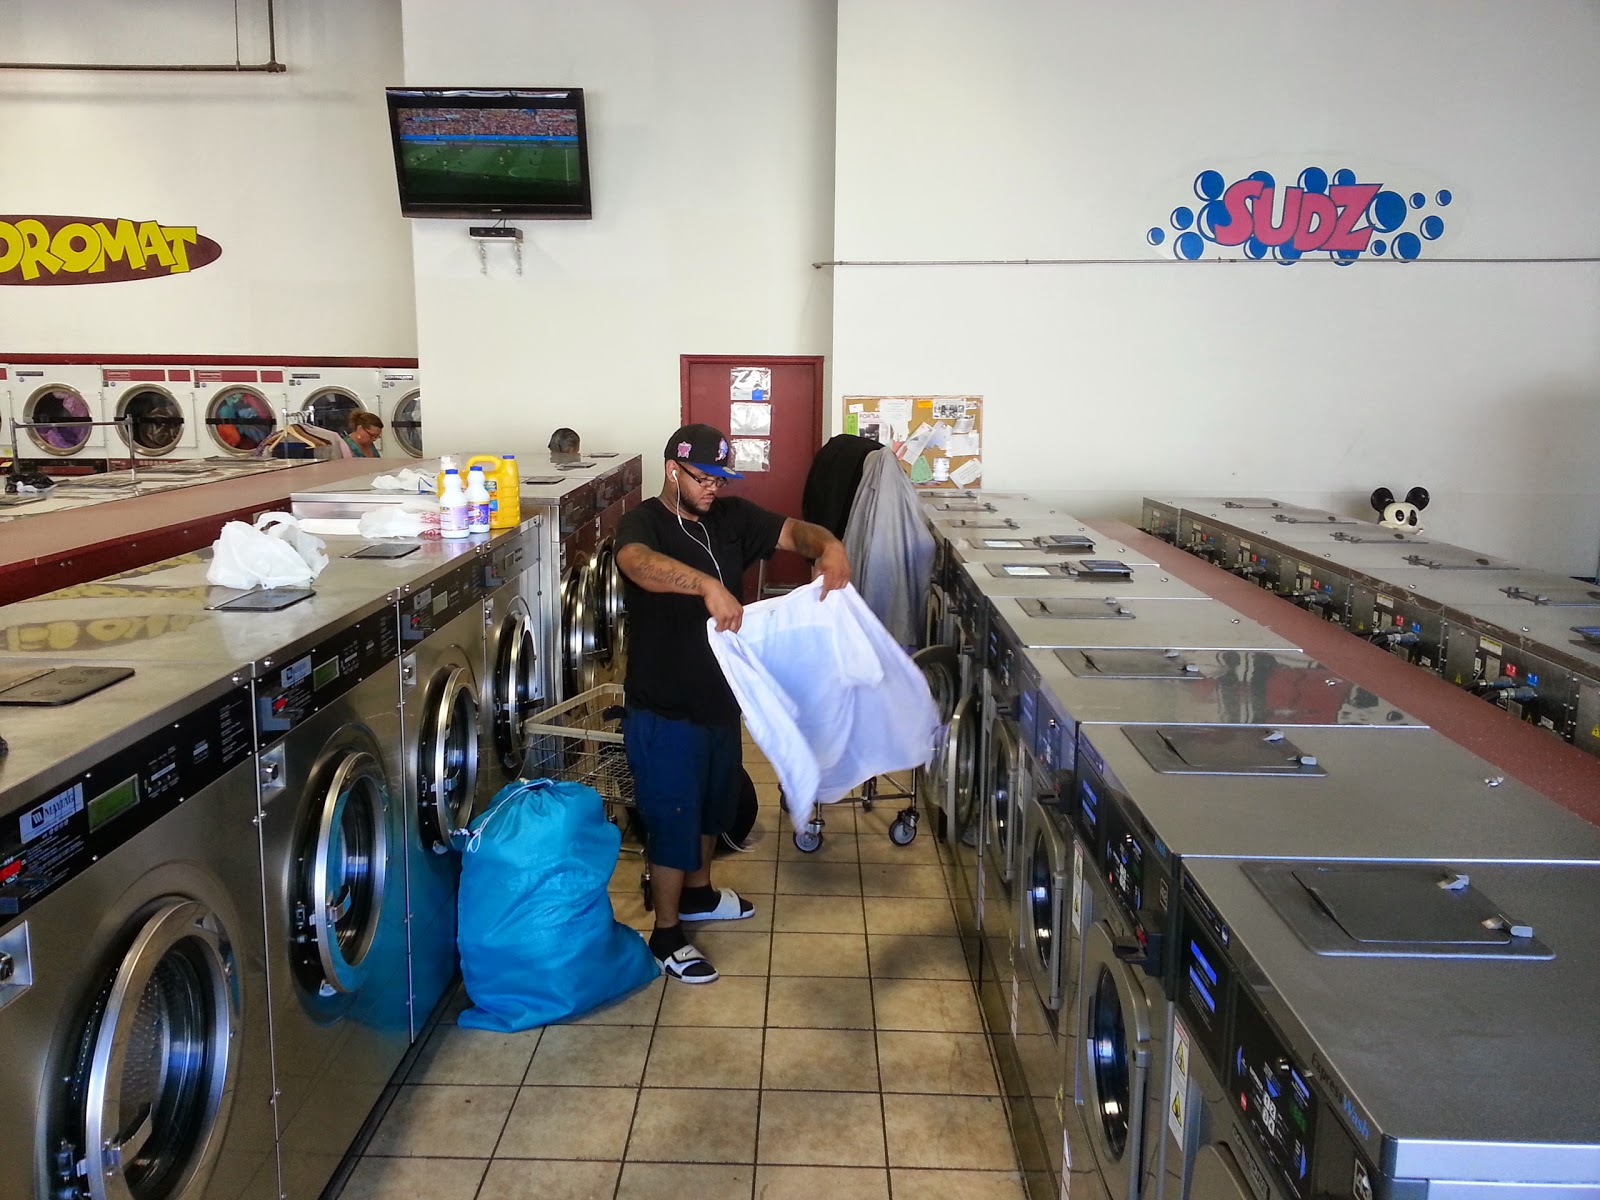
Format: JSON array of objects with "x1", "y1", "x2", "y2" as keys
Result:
[
  {"x1": 615, "y1": 423, "x2": 850, "y2": 983},
  {"x1": 342, "y1": 411, "x2": 384, "y2": 458}
]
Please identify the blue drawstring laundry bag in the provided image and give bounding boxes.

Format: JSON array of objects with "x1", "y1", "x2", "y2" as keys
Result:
[{"x1": 457, "y1": 777, "x2": 659, "y2": 1030}]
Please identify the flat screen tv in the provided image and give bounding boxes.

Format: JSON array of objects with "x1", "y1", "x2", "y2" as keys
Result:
[{"x1": 385, "y1": 87, "x2": 592, "y2": 219}]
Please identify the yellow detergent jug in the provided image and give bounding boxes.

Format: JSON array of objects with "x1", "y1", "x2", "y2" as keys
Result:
[
  {"x1": 466, "y1": 454, "x2": 521, "y2": 528},
  {"x1": 496, "y1": 455, "x2": 521, "y2": 528}
]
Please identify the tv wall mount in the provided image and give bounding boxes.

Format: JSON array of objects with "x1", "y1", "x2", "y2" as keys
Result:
[{"x1": 469, "y1": 224, "x2": 523, "y2": 276}]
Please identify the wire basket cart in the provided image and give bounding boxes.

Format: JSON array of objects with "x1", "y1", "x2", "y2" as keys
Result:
[{"x1": 519, "y1": 683, "x2": 656, "y2": 906}]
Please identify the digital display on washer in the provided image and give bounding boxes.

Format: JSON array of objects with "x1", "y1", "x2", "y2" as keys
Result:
[
  {"x1": 312, "y1": 657, "x2": 341, "y2": 691},
  {"x1": 1177, "y1": 905, "x2": 1230, "y2": 1071},
  {"x1": 1105, "y1": 829, "x2": 1144, "y2": 915},
  {"x1": 1077, "y1": 775, "x2": 1100, "y2": 844},
  {"x1": 86, "y1": 774, "x2": 141, "y2": 832},
  {"x1": 1233, "y1": 997, "x2": 1317, "y2": 1200}
]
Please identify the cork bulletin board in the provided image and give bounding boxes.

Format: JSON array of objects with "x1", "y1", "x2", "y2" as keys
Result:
[{"x1": 841, "y1": 395, "x2": 983, "y2": 488}]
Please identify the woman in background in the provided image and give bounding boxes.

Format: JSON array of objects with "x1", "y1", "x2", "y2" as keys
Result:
[{"x1": 343, "y1": 411, "x2": 385, "y2": 458}]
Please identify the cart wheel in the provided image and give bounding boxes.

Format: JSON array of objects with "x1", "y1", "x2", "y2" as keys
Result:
[
  {"x1": 641, "y1": 870, "x2": 654, "y2": 912},
  {"x1": 889, "y1": 813, "x2": 918, "y2": 846},
  {"x1": 794, "y1": 827, "x2": 823, "y2": 853}
]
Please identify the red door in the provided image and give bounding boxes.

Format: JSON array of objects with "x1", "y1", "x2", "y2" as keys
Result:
[{"x1": 680, "y1": 354, "x2": 823, "y2": 596}]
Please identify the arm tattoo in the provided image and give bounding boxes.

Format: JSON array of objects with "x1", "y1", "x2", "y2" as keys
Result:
[
  {"x1": 619, "y1": 546, "x2": 708, "y2": 595},
  {"x1": 784, "y1": 519, "x2": 836, "y2": 560}
]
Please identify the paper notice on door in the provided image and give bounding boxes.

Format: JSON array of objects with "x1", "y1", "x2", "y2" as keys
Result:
[
  {"x1": 1167, "y1": 1017, "x2": 1192, "y2": 1144},
  {"x1": 950, "y1": 458, "x2": 983, "y2": 488},
  {"x1": 730, "y1": 438, "x2": 769, "y2": 472},
  {"x1": 730, "y1": 366, "x2": 770, "y2": 402},
  {"x1": 729, "y1": 402, "x2": 772, "y2": 436},
  {"x1": 946, "y1": 431, "x2": 980, "y2": 457},
  {"x1": 899, "y1": 422, "x2": 935, "y2": 463}
]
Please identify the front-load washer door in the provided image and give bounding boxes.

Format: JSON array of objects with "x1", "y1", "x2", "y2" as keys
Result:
[
  {"x1": 589, "y1": 539, "x2": 626, "y2": 672},
  {"x1": 115, "y1": 386, "x2": 189, "y2": 457},
  {"x1": 1080, "y1": 921, "x2": 1157, "y2": 1200},
  {"x1": 561, "y1": 563, "x2": 599, "y2": 698},
  {"x1": 419, "y1": 665, "x2": 481, "y2": 850},
  {"x1": 304, "y1": 386, "x2": 365, "y2": 435},
  {"x1": 912, "y1": 646, "x2": 960, "y2": 818},
  {"x1": 947, "y1": 690, "x2": 981, "y2": 842},
  {"x1": 1022, "y1": 801, "x2": 1069, "y2": 1012},
  {"x1": 205, "y1": 387, "x2": 276, "y2": 456},
  {"x1": 491, "y1": 602, "x2": 540, "y2": 775},
  {"x1": 392, "y1": 390, "x2": 423, "y2": 457},
  {"x1": 24, "y1": 385, "x2": 96, "y2": 455},
  {"x1": 984, "y1": 716, "x2": 1020, "y2": 890},
  {"x1": 1191, "y1": 1144, "x2": 1257, "y2": 1200},
  {"x1": 299, "y1": 749, "x2": 393, "y2": 997},
  {"x1": 59, "y1": 899, "x2": 239, "y2": 1200}
]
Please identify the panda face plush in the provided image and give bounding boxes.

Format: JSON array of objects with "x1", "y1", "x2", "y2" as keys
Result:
[{"x1": 1371, "y1": 486, "x2": 1430, "y2": 533}]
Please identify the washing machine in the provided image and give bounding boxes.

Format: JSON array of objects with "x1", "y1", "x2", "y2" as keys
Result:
[
  {"x1": 588, "y1": 531, "x2": 626, "y2": 687},
  {"x1": 1171, "y1": 858, "x2": 1600, "y2": 1200},
  {"x1": 285, "y1": 367, "x2": 377, "y2": 438},
  {"x1": 192, "y1": 367, "x2": 288, "y2": 458},
  {"x1": 6, "y1": 362, "x2": 107, "y2": 463},
  {"x1": 100, "y1": 365, "x2": 201, "y2": 461},
  {"x1": 1009, "y1": 647, "x2": 1424, "y2": 1200},
  {"x1": 397, "y1": 554, "x2": 485, "y2": 1040},
  {"x1": 1069, "y1": 722, "x2": 1600, "y2": 1200},
  {"x1": 482, "y1": 527, "x2": 541, "y2": 798},
  {"x1": 255, "y1": 601, "x2": 410, "y2": 1200},
  {"x1": 0, "y1": 660, "x2": 280, "y2": 1200}
]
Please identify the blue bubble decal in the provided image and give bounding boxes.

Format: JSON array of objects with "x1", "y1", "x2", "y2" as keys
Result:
[
  {"x1": 1392, "y1": 232, "x2": 1422, "y2": 261},
  {"x1": 1244, "y1": 237, "x2": 1269, "y2": 260},
  {"x1": 1333, "y1": 168, "x2": 1357, "y2": 187},
  {"x1": 1333, "y1": 249, "x2": 1360, "y2": 265},
  {"x1": 1249, "y1": 170, "x2": 1276, "y2": 188},
  {"x1": 1410, "y1": 192, "x2": 1426, "y2": 209},
  {"x1": 1369, "y1": 190, "x2": 1407, "y2": 233},
  {"x1": 1175, "y1": 232, "x2": 1205, "y2": 260},
  {"x1": 1273, "y1": 242, "x2": 1302, "y2": 264},
  {"x1": 1198, "y1": 199, "x2": 1229, "y2": 241},
  {"x1": 1298, "y1": 167, "x2": 1328, "y2": 195},
  {"x1": 1147, "y1": 227, "x2": 1166, "y2": 247},
  {"x1": 1170, "y1": 206, "x2": 1195, "y2": 230},
  {"x1": 1436, "y1": 189, "x2": 1453, "y2": 206},
  {"x1": 1370, "y1": 238, "x2": 1387, "y2": 256},
  {"x1": 1195, "y1": 170, "x2": 1225, "y2": 201},
  {"x1": 1420, "y1": 216, "x2": 1444, "y2": 240}
]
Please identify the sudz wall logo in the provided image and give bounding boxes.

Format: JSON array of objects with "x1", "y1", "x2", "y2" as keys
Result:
[
  {"x1": 1146, "y1": 168, "x2": 1453, "y2": 263},
  {"x1": 0, "y1": 215, "x2": 222, "y2": 285}
]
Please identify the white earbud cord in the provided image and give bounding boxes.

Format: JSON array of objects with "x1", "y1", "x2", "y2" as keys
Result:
[{"x1": 674, "y1": 472, "x2": 724, "y2": 585}]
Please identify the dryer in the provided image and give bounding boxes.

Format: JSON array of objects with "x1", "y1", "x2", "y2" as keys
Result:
[
  {"x1": 397, "y1": 554, "x2": 485, "y2": 1039},
  {"x1": 481, "y1": 527, "x2": 541, "y2": 798},
  {"x1": 1069, "y1": 723, "x2": 1600, "y2": 1200},
  {"x1": 6, "y1": 362, "x2": 106, "y2": 463},
  {"x1": 382, "y1": 371, "x2": 424, "y2": 459},
  {"x1": 192, "y1": 367, "x2": 288, "y2": 458},
  {"x1": 285, "y1": 367, "x2": 377, "y2": 439},
  {"x1": 255, "y1": 600, "x2": 410, "y2": 1200},
  {"x1": 100, "y1": 365, "x2": 201, "y2": 461},
  {"x1": 1172, "y1": 859, "x2": 1600, "y2": 1200},
  {"x1": 0, "y1": 661, "x2": 279, "y2": 1200}
]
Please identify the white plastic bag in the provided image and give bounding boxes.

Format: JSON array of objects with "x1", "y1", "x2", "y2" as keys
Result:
[
  {"x1": 372, "y1": 468, "x2": 436, "y2": 493},
  {"x1": 357, "y1": 506, "x2": 429, "y2": 539},
  {"x1": 206, "y1": 512, "x2": 329, "y2": 590}
]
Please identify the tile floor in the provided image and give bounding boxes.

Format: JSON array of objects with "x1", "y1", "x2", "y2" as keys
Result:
[{"x1": 333, "y1": 745, "x2": 1026, "y2": 1200}]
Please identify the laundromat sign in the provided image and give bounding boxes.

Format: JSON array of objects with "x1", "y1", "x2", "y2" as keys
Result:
[{"x1": 0, "y1": 214, "x2": 222, "y2": 285}]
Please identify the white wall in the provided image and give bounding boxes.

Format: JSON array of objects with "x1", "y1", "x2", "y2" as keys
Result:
[
  {"x1": 0, "y1": 0, "x2": 417, "y2": 356},
  {"x1": 834, "y1": 0, "x2": 1600, "y2": 575},
  {"x1": 401, "y1": 0, "x2": 837, "y2": 476}
]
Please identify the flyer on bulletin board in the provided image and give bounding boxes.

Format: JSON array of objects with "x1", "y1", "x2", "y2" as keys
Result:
[{"x1": 842, "y1": 394, "x2": 982, "y2": 489}]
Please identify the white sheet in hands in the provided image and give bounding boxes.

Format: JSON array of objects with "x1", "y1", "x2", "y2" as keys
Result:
[{"x1": 707, "y1": 580, "x2": 940, "y2": 833}]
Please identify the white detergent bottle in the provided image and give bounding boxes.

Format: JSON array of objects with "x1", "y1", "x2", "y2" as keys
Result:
[
  {"x1": 465, "y1": 466, "x2": 492, "y2": 534},
  {"x1": 439, "y1": 468, "x2": 469, "y2": 539}
]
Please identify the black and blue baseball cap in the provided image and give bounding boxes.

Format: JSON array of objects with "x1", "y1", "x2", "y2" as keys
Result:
[{"x1": 665, "y1": 423, "x2": 743, "y2": 479}]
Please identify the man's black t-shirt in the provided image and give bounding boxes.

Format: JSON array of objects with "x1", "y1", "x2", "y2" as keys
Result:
[{"x1": 615, "y1": 495, "x2": 785, "y2": 726}]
